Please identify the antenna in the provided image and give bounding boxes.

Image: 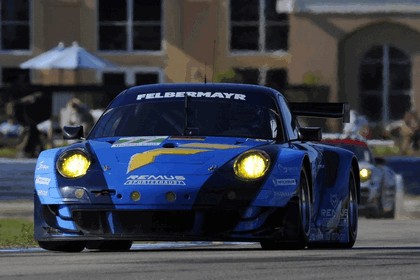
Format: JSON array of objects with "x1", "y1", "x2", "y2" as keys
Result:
[
  {"x1": 211, "y1": 40, "x2": 216, "y2": 82},
  {"x1": 204, "y1": 64, "x2": 207, "y2": 84}
]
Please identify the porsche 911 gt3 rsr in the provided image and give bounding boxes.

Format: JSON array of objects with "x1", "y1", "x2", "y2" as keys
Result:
[{"x1": 34, "y1": 83, "x2": 360, "y2": 252}]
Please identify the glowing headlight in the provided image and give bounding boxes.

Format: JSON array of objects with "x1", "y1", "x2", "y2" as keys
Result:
[
  {"x1": 359, "y1": 168, "x2": 372, "y2": 182},
  {"x1": 234, "y1": 150, "x2": 270, "y2": 180},
  {"x1": 57, "y1": 150, "x2": 91, "y2": 178}
]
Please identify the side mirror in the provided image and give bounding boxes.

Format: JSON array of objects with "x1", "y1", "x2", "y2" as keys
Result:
[
  {"x1": 299, "y1": 127, "x2": 322, "y2": 142},
  {"x1": 63, "y1": 125, "x2": 84, "y2": 140},
  {"x1": 374, "y1": 157, "x2": 386, "y2": 165}
]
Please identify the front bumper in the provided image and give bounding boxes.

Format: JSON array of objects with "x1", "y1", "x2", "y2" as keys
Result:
[
  {"x1": 358, "y1": 181, "x2": 381, "y2": 213},
  {"x1": 34, "y1": 200, "x2": 296, "y2": 242}
]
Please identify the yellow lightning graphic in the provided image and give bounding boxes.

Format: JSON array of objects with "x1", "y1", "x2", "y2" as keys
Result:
[
  {"x1": 127, "y1": 144, "x2": 242, "y2": 173},
  {"x1": 127, "y1": 148, "x2": 207, "y2": 173}
]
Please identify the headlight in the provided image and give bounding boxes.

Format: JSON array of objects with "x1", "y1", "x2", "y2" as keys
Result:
[
  {"x1": 234, "y1": 150, "x2": 270, "y2": 180},
  {"x1": 359, "y1": 168, "x2": 372, "y2": 182},
  {"x1": 57, "y1": 150, "x2": 91, "y2": 178}
]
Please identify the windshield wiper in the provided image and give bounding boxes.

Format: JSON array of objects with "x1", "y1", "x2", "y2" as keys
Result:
[
  {"x1": 184, "y1": 94, "x2": 191, "y2": 136},
  {"x1": 183, "y1": 94, "x2": 199, "y2": 136}
]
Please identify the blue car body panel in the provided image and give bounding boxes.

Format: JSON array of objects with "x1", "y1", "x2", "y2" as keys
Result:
[{"x1": 34, "y1": 83, "x2": 359, "y2": 246}]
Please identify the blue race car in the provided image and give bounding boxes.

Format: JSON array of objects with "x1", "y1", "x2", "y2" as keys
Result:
[{"x1": 34, "y1": 83, "x2": 360, "y2": 252}]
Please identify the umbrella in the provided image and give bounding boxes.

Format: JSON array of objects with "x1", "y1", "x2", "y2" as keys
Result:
[
  {"x1": 46, "y1": 41, "x2": 115, "y2": 69},
  {"x1": 20, "y1": 42, "x2": 66, "y2": 69},
  {"x1": 20, "y1": 41, "x2": 115, "y2": 70}
]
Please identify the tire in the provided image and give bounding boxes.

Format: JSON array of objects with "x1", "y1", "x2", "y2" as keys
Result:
[
  {"x1": 86, "y1": 240, "x2": 133, "y2": 251},
  {"x1": 260, "y1": 168, "x2": 311, "y2": 250},
  {"x1": 383, "y1": 201, "x2": 396, "y2": 219},
  {"x1": 376, "y1": 185, "x2": 386, "y2": 218},
  {"x1": 38, "y1": 241, "x2": 86, "y2": 252},
  {"x1": 342, "y1": 169, "x2": 358, "y2": 248},
  {"x1": 383, "y1": 185, "x2": 396, "y2": 219}
]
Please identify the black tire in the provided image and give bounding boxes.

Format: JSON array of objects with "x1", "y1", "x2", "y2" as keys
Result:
[
  {"x1": 309, "y1": 169, "x2": 358, "y2": 249},
  {"x1": 383, "y1": 185, "x2": 396, "y2": 219},
  {"x1": 383, "y1": 201, "x2": 396, "y2": 219},
  {"x1": 86, "y1": 240, "x2": 133, "y2": 251},
  {"x1": 38, "y1": 241, "x2": 86, "y2": 252},
  {"x1": 341, "y1": 169, "x2": 358, "y2": 248},
  {"x1": 260, "y1": 168, "x2": 311, "y2": 250},
  {"x1": 376, "y1": 185, "x2": 386, "y2": 218}
]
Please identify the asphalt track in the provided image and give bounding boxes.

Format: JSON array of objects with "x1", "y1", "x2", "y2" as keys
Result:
[
  {"x1": 1, "y1": 219, "x2": 420, "y2": 280},
  {"x1": 1, "y1": 159, "x2": 420, "y2": 279}
]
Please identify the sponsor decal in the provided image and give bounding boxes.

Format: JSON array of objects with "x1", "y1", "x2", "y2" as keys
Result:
[
  {"x1": 310, "y1": 227, "x2": 347, "y2": 242},
  {"x1": 124, "y1": 175, "x2": 186, "y2": 186},
  {"x1": 37, "y1": 189, "x2": 48, "y2": 196},
  {"x1": 277, "y1": 164, "x2": 299, "y2": 173},
  {"x1": 112, "y1": 136, "x2": 167, "y2": 148},
  {"x1": 330, "y1": 194, "x2": 339, "y2": 209},
  {"x1": 136, "y1": 91, "x2": 246, "y2": 101},
  {"x1": 272, "y1": 178, "x2": 297, "y2": 186},
  {"x1": 35, "y1": 176, "x2": 51, "y2": 186},
  {"x1": 36, "y1": 161, "x2": 49, "y2": 170},
  {"x1": 127, "y1": 148, "x2": 208, "y2": 173},
  {"x1": 320, "y1": 208, "x2": 348, "y2": 218},
  {"x1": 273, "y1": 191, "x2": 296, "y2": 198},
  {"x1": 320, "y1": 232, "x2": 346, "y2": 241}
]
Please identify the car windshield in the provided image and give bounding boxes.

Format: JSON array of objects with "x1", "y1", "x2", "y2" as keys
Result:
[{"x1": 89, "y1": 99, "x2": 280, "y2": 140}]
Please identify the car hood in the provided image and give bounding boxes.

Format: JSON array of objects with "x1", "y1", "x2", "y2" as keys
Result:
[
  {"x1": 358, "y1": 161, "x2": 375, "y2": 170},
  {"x1": 88, "y1": 136, "x2": 273, "y2": 183}
]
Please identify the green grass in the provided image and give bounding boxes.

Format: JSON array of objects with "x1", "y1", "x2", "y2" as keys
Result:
[
  {"x1": 370, "y1": 145, "x2": 401, "y2": 157},
  {"x1": 0, "y1": 218, "x2": 37, "y2": 248},
  {"x1": 0, "y1": 147, "x2": 18, "y2": 158}
]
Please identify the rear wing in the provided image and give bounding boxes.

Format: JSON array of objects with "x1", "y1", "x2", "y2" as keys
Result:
[{"x1": 289, "y1": 102, "x2": 350, "y2": 123}]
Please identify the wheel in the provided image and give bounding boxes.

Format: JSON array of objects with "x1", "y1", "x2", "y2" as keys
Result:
[
  {"x1": 260, "y1": 168, "x2": 311, "y2": 250},
  {"x1": 86, "y1": 240, "x2": 133, "y2": 251},
  {"x1": 38, "y1": 241, "x2": 86, "y2": 252},
  {"x1": 383, "y1": 201, "x2": 396, "y2": 219},
  {"x1": 383, "y1": 185, "x2": 396, "y2": 219},
  {"x1": 342, "y1": 169, "x2": 358, "y2": 248},
  {"x1": 376, "y1": 184, "x2": 386, "y2": 218}
]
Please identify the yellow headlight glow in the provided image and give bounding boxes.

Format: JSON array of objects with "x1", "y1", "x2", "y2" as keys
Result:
[
  {"x1": 359, "y1": 168, "x2": 372, "y2": 182},
  {"x1": 234, "y1": 150, "x2": 270, "y2": 180},
  {"x1": 57, "y1": 150, "x2": 91, "y2": 178}
]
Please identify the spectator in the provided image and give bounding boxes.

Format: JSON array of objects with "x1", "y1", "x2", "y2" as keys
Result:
[
  {"x1": 400, "y1": 111, "x2": 419, "y2": 154},
  {"x1": 343, "y1": 110, "x2": 370, "y2": 138},
  {"x1": 10, "y1": 93, "x2": 46, "y2": 158},
  {"x1": 60, "y1": 98, "x2": 94, "y2": 137},
  {"x1": 0, "y1": 116, "x2": 25, "y2": 147}
]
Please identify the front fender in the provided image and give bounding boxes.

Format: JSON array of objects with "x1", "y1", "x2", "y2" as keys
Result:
[
  {"x1": 253, "y1": 148, "x2": 306, "y2": 207},
  {"x1": 34, "y1": 148, "x2": 62, "y2": 205}
]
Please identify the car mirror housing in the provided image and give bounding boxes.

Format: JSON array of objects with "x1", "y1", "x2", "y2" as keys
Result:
[
  {"x1": 299, "y1": 127, "x2": 322, "y2": 142},
  {"x1": 63, "y1": 125, "x2": 84, "y2": 140}
]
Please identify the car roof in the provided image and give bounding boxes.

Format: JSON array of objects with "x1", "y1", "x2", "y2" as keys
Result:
[
  {"x1": 108, "y1": 83, "x2": 282, "y2": 109},
  {"x1": 125, "y1": 83, "x2": 279, "y2": 95},
  {"x1": 322, "y1": 138, "x2": 368, "y2": 147},
  {"x1": 322, "y1": 133, "x2": 368, "y2": 147}
]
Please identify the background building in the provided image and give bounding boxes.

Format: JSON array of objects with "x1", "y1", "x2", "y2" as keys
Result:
[{"x1": 1, "y1": 0, "x2": 420, "y2": 135}]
